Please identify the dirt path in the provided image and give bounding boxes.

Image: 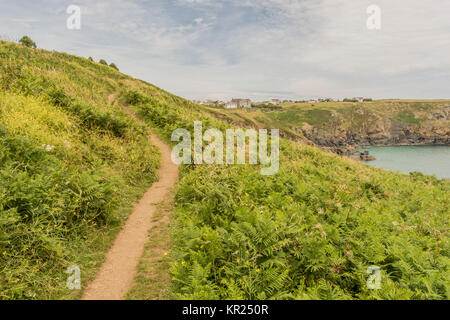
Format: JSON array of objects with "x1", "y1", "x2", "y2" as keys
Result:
[{"x1": 81, "y1": 100, "x2": 178, "y2": 300}]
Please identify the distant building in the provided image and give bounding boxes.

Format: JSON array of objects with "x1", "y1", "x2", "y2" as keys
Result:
[
  {"x1": 271, "y1": 99, "x2": 281, "y2": 105},
  {"x1": 225, "y1": 98, "x2": 252, "y2": 109},
  {"x1": 225, "y1": 101, "x2": 238, "y2": 109},
  {"x1": 354, "y1": 97, "x2": 364, "y2": 102}
]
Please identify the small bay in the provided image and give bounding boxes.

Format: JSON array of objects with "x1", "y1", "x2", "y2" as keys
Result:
[{"x1": 359, "y1": 145, "x2": 450, "y2": 179}]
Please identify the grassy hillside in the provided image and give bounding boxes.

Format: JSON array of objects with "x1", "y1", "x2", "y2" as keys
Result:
[
  {"x1": 125, "y1": 90, "x2": 449, "y2": 299},
  {"x1": 0, "y1": 41, "x2": 170, "y2": 299},
  {"x1": 1, "y1": 41, "x2": 448, "y2": 300},
  {"x1": 204, "y1": 100, "x2": 450, "y2": 148}
]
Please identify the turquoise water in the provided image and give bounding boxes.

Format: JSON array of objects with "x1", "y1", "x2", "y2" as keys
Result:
[{"x1": 359, "y1": 145, "x2": 450, "y2": 179}]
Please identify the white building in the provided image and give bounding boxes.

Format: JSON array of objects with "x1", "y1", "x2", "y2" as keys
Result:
[
  {"x1": 225, "y1": 101, "x2": 238, "y2": 109},
  {"x1": 225, "y1": 99, "x2": 252, "y2": 109},
  {"x1": 271, "y1": 99, "x2": 281, "y2": 105}
]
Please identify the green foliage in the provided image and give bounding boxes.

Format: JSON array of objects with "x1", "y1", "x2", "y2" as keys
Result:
[
  {"x1": 394, "y1": 110, "x2": 423, "y2": 124},
  {"x1": 18, "y1": 36, "x2": 36, "y2": 49},
  {"x1": 126, "y1": 81, "x2": 450, "y2": 300},
  {"x1": 206, "y1": 99, "x2": 449, "y2": 146},
  {"x1": 46, "y1": 87, "x2": 131, "y2": 138},
  {"x1": 109, "y1": 63, "x2": 119, "y2": 71},
  {"x1": 99, "y1": 59, "x2": 108, "y2": 65},
  {"x1": 0, "y1": 40, "x2": 160, "y2": 299},
  {"x1": 170, "y1": 151, "x2": 449, "y2": 300},
  {"x1": 122, "y1": 90, "x2": 149, "y2": 106},
  {"x1": 117, "y1": 74, "x2": 450, "y2": 301},
  {"x1": 1, "y1": 39, "x2": 448, "y2": 301}
]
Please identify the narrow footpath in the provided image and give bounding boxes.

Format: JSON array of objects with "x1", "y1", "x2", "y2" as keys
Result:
[{"x1": 82, "y1": 101, "x2": 178, "y2": 300}]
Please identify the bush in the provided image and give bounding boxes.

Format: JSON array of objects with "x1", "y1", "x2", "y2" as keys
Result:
[
  {"x1": 171, "y1": 153, "x2": 450, "y2": 300},
  {"x1": 19, "y1": 36, "x2": 36, "y2": 49},
  {"x1": 109, "y1": 63, "x2": 119, "y2": 71},
  {"x1": 0, "y1": 40, "x2": 162, "y2": 299},
  {"x1": 99, "y1": 59, "x2": 108, "y2": 65},
  {"x1": 46, "y1": 87, "x2": 130, "y2": 138},
  {"x1": 122, "y1": 90, "x2": 149, "y2": 105}
]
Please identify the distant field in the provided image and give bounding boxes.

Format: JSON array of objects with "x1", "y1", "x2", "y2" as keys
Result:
[{"x1": 203, "y1": 100, "x2": 450, "y2": 147}]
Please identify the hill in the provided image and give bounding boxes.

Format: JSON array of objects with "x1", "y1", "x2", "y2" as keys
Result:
[
  {"x1": 204, "y1": 100, "x2": 450, "y2": 156},
  {"x1": 0, "y1": 41, "x2": 448, "y2": 300},
  {"x1": 0, "y1": 40, "x2": 164, "y2": 298}
]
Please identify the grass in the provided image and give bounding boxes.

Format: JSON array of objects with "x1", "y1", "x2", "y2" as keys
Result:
[
  {"x1": 203, "y1": 101, "x2": 449, "y2": 143},
  {"x1": 168, "y1": 147, "x2": 449, "y2": 300},
  {"x1": 126, "y1": 197, "x2": 175, "y2": 300},
  {"x1": 1, "y1": 40, "x2": 449, "y2": 300},
  {"x1": 394, "y1": 110, "x2": 423, "y2": 124},
  {"x1": 0, "y1": 40, "x2": 165, "y2": 299},
  {"x1": 129, "y1": 89, "x2": 449, "y2": 300}
]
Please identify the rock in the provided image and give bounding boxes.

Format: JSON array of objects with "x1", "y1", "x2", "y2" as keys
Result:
[{"x1": 360, "y1": 150, "x2": 376, "y2": 161}]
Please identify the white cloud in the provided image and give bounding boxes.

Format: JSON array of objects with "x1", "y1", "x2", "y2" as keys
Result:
[{"x1": 1, "y1": 0, "x2": 449, "y2": 100}]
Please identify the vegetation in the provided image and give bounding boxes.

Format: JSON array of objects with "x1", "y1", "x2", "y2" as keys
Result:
[
  {"x1": 201, "y1": 100, "x2": 449, "y2": 145},
  {"x1": 126, "y1": 199, "x2": 175, "y2": 300},
  {"x1": 0, "y1": 40, "x2": 448, "y2": 300},
  {"x1": 0, "y1": 40, "x2": 162, "y2": 299},
  {"x1": 18, "y1": 36, "x2": 36, "y2": 49},
  {"x1": 126, "y1": 86, "x2": 449, "y2": 300},
  {"x1": 394, "y1": 110, "x2": 423, "y2": 124},
  {"x1": 169, "y1": 152, "x2": 448, "y2": 299},
  {"x1": 109, "y1": 63, "x2": 119, "y2": 71}
]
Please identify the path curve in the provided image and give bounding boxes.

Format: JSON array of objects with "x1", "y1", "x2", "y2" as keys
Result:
[{"x1": 82, "y1": 105, "x2": 178, "y2": 300}]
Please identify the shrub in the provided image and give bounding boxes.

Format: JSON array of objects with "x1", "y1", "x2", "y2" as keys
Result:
[
  {"x1": 46, "y1": 87, "x2": 130, "y2": 138},
  {"x1": 109, "y1": 63, "x2": 119, "y2": 71},
  {"x1": 171, "y1": 152, "x2": 450, "y2": 300},
  {"x1": 0, "y1": 40, "x2": 161, "y2": 299},
  {"x1": 0, "y1": 63, "x2": 23, "y2": 90},
  {"x1": 99, "y1": 59, "x2": 108, "y2": 65},
  {"x1": 122, "y1": 90, "x2": 149, "y2": 105},
  {"x1": 19, "y1": 36, "x2": 36, "y2": 49},
  {"x1": 46, "y1": 86, "x2": 73, "y2": 108}
]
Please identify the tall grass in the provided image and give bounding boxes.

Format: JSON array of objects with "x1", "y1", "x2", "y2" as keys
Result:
[
  {"x1": 0, "y1": 41, "x2": 160, "y2": 299},
  {"x1": 129, "y1": 82, "x2": 450, "y2": 300},
  {"x1": 1, "y1": 40, "x2": 448, "y2": 300}
]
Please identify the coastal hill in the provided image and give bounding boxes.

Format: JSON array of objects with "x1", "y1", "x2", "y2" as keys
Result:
[
  {"x1": 204, "y1": 100, "x2": 450, "y2": 156},
  {"x1": 0, "y1": 40, "x2": 448, "y2": 300}
]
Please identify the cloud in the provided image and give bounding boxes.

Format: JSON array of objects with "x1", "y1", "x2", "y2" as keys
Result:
[{"x1": 1, "y1": 0, "x2": 449, "y2": 100}]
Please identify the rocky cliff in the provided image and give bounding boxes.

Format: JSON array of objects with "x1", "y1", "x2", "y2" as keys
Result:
[{"x1": 298, "y1": 105, "x2": 450, "y2": 158}]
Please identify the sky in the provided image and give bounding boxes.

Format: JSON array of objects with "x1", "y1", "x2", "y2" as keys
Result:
[{"x1": 1, "y1": 0, "x2": 449, "y2": 101}]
